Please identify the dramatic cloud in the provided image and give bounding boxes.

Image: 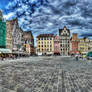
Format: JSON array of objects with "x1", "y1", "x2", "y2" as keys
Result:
[
  {"x1": 3, "y1": 12, "x2": 15, "y2": 20},
  {"x1": 5, "y1": 0, "x2": 92, "y2": 38}
]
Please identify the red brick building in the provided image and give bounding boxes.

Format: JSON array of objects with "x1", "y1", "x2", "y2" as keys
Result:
[
  {"x1": 70, "y1": 33, "x2": 79, "y2": 55},
  {"x1": 54, "y1": 35, "x2": 60, "y2": 55}
]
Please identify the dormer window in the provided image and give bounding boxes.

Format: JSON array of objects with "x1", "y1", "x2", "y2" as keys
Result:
[{"x1": 64, "y1": 30, "x2": 66, "y2": 33}]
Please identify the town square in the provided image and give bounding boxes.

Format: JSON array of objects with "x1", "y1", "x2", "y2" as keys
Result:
[
  {"x1": 0, "y1": 56, "x2": 91, "y2": 92},
  {"x1": 0, "y1": 0, "x2": 92, "y2": 92}
]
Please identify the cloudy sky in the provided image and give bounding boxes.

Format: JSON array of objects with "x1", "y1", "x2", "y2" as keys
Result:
[{"x1": 0, "y1": 0, "x2": 92, "y2": 42}]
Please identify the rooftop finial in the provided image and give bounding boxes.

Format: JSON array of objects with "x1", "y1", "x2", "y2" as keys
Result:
[{"x1": 64, "y1": 26, "x2": 67, "y2": 30}]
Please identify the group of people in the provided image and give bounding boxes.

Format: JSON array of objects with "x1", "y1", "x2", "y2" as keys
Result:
[
  {"x1": 0, "y1": 55, "x2": 16, "y2": 61},
  {"x1": 0, "y1": 54, "x2": 32, "y2": 61}
]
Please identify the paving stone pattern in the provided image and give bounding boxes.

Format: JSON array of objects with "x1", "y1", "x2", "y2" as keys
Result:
[{"x1": 0, "y1": 56, "x2": 92, "y2": 92}]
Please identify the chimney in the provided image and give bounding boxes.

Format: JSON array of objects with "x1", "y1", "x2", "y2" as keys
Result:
[{"x1": 72, "y1": 33, "x2": 78, "y2": 40}]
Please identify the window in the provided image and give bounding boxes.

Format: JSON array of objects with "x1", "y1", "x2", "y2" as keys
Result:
[
  {"x1": 44, "y1": 38, "x2": 46, "y2": 40},
  {"x1": 41, "y1": 38, "x2": 43, "y2": 40},
  {"x1": 47, "y1": 49, "x2": 49, "y2": 51},
  {"x1": 50, "y1": 38, "x2": 52, "y2": 40},
  {"x1": 62, "y1": 44, "x2": 64, "y2": 47},
  {"x1": 38, "y1": 49, "x2": 40, "y2": 52}
]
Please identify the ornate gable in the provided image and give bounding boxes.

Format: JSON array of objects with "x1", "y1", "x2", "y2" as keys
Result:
[{"x1": 59, "y1": 26, "x2": 70, "y2": 36}]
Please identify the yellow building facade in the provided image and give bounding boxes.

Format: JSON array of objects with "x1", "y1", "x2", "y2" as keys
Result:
[
  {"x1": 78, "y1": 37, "x2": 92, "y2": 57},
  {"x1": 6, "y1": 20, "x2": 13, "y2": 51},
  {"x1": 36, "y1": 34, "x2": 54, "y2": 55},
  {"x1": 89, "y1": 39, "x2": 92, "y2": 51}
]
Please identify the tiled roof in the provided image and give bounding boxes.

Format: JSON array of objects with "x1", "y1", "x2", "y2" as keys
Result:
[{"x1": 37, "y1": 34, "x2": 54, "y2": 38}]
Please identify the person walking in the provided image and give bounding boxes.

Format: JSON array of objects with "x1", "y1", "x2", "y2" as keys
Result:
[{"x1": 75, "y1": 54, "x2": 78, "y2": 61}]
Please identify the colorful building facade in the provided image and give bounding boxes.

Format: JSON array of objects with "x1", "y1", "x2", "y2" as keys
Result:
[
  {"x1": 89, "y1": 39, "x2": 92, "y2": 51},
  {"x1": 23, "y1": 31, "x2": 34, "y2": 55},
  {"x1": 54, "y1": 35, "x2": 60, "y2": 55},
  {"x1": 6, "y1": 20, "x2": 14, "y2": 50},
  {"x1": 70, "y1": 33, "x2": 79, "y2": 55},
  {"x1": 78, "y1": 37, "x2": 92, "y2": 57},
  {"x1": 36, "y1": 34, "x2": 54, "y2": 55},
  {"x1": 6, "y1": 19, "x2": 24, "y2": 54},
  {"x1": 59, "y1": 26, "x2": 70, "y2": 56}
]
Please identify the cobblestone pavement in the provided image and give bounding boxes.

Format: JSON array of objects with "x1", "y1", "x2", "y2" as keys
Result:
[{"x1": 0, "y1": 56, "x2": 92, "y2": 92}]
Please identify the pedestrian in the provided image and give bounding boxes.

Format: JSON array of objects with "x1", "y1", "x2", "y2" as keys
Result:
[
  {"x1": 1, "y1": 56, "x2": 3, "y2": 61},
  {"x1": 75, "y1": 54, "x2": 78, "y2": 61}
]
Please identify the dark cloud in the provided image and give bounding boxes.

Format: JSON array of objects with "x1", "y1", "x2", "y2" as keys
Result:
[
  {"x1": 81, "y1": 33, "x2": 92, "y2": 37},
  {"x1": 4, "y1": 0, "x2": 92, "y2": 39}
]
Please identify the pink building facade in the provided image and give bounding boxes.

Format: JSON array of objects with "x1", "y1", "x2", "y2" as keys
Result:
[{"x1": 54, "y1": 35, "x2": 60, "y2": 55}]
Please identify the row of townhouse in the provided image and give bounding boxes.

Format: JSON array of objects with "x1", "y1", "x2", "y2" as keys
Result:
[
  {"x1": 6, "y1": 19, "x2": 35, "y2": 56},
  {"x1": 70, "y1": 33, "x2": 92, "y2": 57},
  {"x1": 78, "y1": 37, "x2": 92, "y2": 57},
  {"x1": 36, "y1": 26, "x2": 70, "y2": 56},
  {"x1": 36, "y1": 26, "x2": 92, "y2": 56},
  {"x1": 0, "y1": 10, "x2": 35, "y2": 56}
]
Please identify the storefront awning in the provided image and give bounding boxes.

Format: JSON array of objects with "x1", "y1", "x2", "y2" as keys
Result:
[
  {"x1": 0, "y1": 48, "x2": 12, "y2": 54},
  {"x1": 70, "y1": 51, "x2": 80, "y2": 54},
  {"x1": 87, "y1": 51, "x2": 92, "y2": 57}
]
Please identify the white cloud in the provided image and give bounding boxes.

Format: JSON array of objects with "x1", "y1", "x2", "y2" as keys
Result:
[
  {"x1": 47, "y1": 22, "x2": 53, "y2": 26},
  {"x1": 30, "y1": 0, "x2": 37, "y2": 3},
  {"x1": 3, "y1": 12, "x2": 15, "y2": 20},
  {"x1": 5, "y1": 0, "x2": 92, "y2": 39}
]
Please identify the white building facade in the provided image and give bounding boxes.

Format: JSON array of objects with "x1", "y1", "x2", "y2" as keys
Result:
[
  {"x1": 12, "y1": 19, "x2": 24, "y2": 53},
  {"x1": 59, "y1": 26, "x2": 70, "y2": 56}
]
